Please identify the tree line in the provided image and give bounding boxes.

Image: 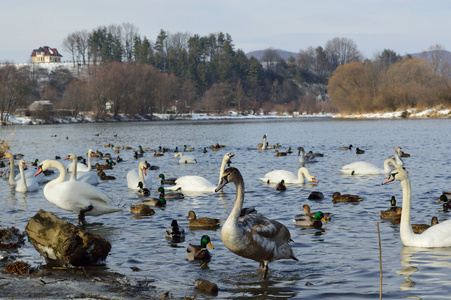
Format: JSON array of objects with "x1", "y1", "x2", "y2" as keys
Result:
[{"x1": 0, "y1": 23, "x2": 450, "y2": 123}]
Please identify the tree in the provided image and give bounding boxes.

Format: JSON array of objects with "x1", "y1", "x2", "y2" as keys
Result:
[
  {"x1": 325, "y1": 37, "x2": 362, "y2": 71},
  {"x1": 122, "y1": 23, "x2": 139, "y2": 61},
  {"x1": 377, "y1": 49, "x2": 400, "y2": 69},
  {"x1": 262, "y1": 48, "x2": 280, "y2": 73},
  {"x1": 75, "y1": 30, "x2": 89, "y2": 65},
  {"x1": 62, "y1": 33, "x2": 77, "y2": 66},
  {"x1": 0, "y1": 64, "x2": 31, "y2": 123}
]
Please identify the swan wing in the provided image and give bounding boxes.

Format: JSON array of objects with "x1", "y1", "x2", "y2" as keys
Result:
[
  {"x1": 167, "y1": 175, "x2": 215, "y2": 192},
  {"x1": 261, "y1": 170, "x2": 297, "y2": 183},
  {"x1": 340, "y1": 161, "x2": 384, "y2": 175}
]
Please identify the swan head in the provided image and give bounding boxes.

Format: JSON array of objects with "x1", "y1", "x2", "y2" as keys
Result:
[
  {"x1": 64, "y1": 153, "x2": 76, "y2": 161},
  {"x1": 138, "y1": 161, "x2": 148, "y2": 175},
  {"x1": 215, "y1": 167, "x2": 241, "y2": 192},
  {"x1": 382, "y1": 167, "x2": 408, "y2": 185},
  {"x1": 200, "y1": 235, "x2": 214, "y2": 250}
]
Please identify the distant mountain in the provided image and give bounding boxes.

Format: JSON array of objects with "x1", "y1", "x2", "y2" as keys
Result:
[
  {"x1": 410, "y1": 49, "x2": 451, "y2": 60},
  {"x1": 246, "y1": 49, "x2": 297, "y2": 61}
]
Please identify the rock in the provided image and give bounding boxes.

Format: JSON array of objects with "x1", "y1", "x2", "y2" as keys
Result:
[
  {"x1": 25, "y1": 209, "x2": 111, "y2": 267},
  {"x1": 194, "y1": 278, "x2": 218, "y2": 295}
]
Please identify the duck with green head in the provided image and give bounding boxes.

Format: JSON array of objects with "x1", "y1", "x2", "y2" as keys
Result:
[
  {"x1": 156, "y1": 186, "x2": 184, "y2": 199},
  {"x1": 294, "y1": 211, "x2": 327, "y2": 228},
  {"x1": 187, "y1": 235, "x2": 214, "y2": 261},
  {"x1": 142, "y1": 196, "x2": 166, "y2": 207},
  {"x1": 437, "y1": 194, "x2": 450, "y2": 211},
  {"x1": 380, "y1": 196, "x2": 402, "y2": 219},
  {"x1": 157, "y1": 174, "x2": 177, "y2": 185}
]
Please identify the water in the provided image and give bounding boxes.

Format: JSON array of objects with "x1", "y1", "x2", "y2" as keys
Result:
[{"x1": 1, "y1": 118, "x2": 450, "y2": 299}]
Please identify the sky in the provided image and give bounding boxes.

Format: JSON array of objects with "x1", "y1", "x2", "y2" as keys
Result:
[{"x1": 2, "y1": 0, "x2": 451, "y2": 63}]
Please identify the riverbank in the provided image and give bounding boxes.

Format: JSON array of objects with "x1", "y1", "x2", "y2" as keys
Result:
[{"x1": 4, "y1": 106, "x2": 450, "y2": 126}]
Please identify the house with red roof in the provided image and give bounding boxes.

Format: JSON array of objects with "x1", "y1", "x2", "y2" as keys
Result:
[{"x1": 30, "y1": 46, "x2": 63, "y2": 63}]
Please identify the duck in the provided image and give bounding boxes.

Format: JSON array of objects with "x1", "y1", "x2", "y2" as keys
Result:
[
  {"x1": 216, "y1": 167, "x2": 298, "y2": 278},
  {"x1": 186, "y1": 235, "x2": 214, "y2": 261},
  {"x1": 65, "y1": 153, "x2": 99, "y2": 185},
  {"x1": 260, "y1": 166, "x2": 318, "y2": 184},
  {"x1": 186, "y1": 210, "x2": 220, "y2": 229},
  {"x1": 173, "y1": 152, "x2": 197, "y2": 164},
  {"x1": 15, "y1": 159, "x2": 39, "y2": 193},
  {"x1": 340, "y1": 158, "x2": 397, "y2": 175},
  {"x1": 137, "y1": 181, "x2": 150, "y2": 196},
  {"x1": 340, "y1": 144, "x2": 353, "y2": 150},
  {"x1": 275, "y1": 150, "x2": 287, "y2": 156},
  {"x1": 95, "y1": 162, "x2": 112, "y2": 171},
  {"x1": 294, "y1": 211, "x2": 327, "y2": 228},
  {"x1": 400, "y1": 151, "x2": 411, "y2": 157},
  {"x1": 142, "y1": 196, "x2": 166, "y2": 207},
  {"x1": 303, "y1": 150, "x2": 318, "y2": 164},
  {"x1": 308, "y1": 191, "x2": 324, "y2": 200},
  {"x1": 156, "y1": 186, "x2": 184, "y2": 199},
  {"x1": 302, "y1": 204, "x2": 332, "y2": 221},
  {"x1": 98, "y1": 170, "x2": 116, "y2": 181},
  {"x1": 153, "y1": 150, "x2": 164, "y2": 157},
  {"x1": 355, "y1": 147, "x2": 365, "y2": 154},
  {"x1": 380, "y1": 196, "x2": 402, "y2": 219},
  {"x1": 116, "y1": 156, "x2": 123, "y2": 163},
  {"x1": 257, "y1": 134, "x2": 267, "y2": 150},
  {"x1": 133, "y1": 151, "x2": 143, "y2": 159},
  {"x1": 35, "y1": 160, "x2": 121, "y2": 225},
  {"x1": 183, "y1": 145, "x2": 194, "y2": 151},
  {"x1": 158, "y1": 146, "x2": 170, "y2": 153},
  {"x1": 130, "y1": 204, "x2": 155, "y2": 215},
  {"x1": 202, "y1": 148, "x2": 208, "y2": 153},
  {"x1": 382, "y1": 163, "x2": 451, "y2": 247},
  {"x1": 157, "y1": 174, "x2": 177, "y2": 185},
  {"x1": 412, "y1": 217, "x2": 439, "y2": 234},
  {"x1": 166, "y1": 153, "x2": 234, "y2": 193},
  {"x1": 165, "y1": 220, "x2": 185, "y2": 241},
  {"x1": 275, "y1": 180, "x2": 286, "y2": 191},
  {"x1": 127, "y1": 161, "x2": 151, "y2": 190},
  {"x1": 210, "y1": 145, "x2": 220, "y2": 151},
  {"x1": 332, "y1": 192, "x2": 363, "y2": 203},
  {"x1": 437, "y1": 194, "x2": 450, "y2": 211}
]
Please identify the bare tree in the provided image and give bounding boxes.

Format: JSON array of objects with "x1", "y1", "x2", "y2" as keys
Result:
[
  {"x1": 325, "y1": 37, "x2": 362, "y2": 70},
  {"x1": 75, "y1": 30, "x2": 89, "y2": 65},
  {"x1": 62, "y1": 33, "x2": 77, "y2": 66},
  {"x1": 122, "y1": 23, "x2": 139, "y2": 61},
  {"x1": 262, "y1": 48, "x2": 280, "y2": 72}
]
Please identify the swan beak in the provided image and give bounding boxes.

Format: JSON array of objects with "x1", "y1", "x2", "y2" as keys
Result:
[
  {"x1": 311, "y1": 178, "x2": 318, "y2": 183},
  {"x1": 143, "y1": 168, "x2": 147, "y2": 176},
  {"x1": 207, "y1": 242, "x2": 214, "y2": 249},
  {"x1": 215, "y1": 177, "x2": 228, "y2": 192},
  {"x1": 64, "y1": 156, "x2": 70, "y2": 160},
  {"x1": 35, "y1": 167, "x2": 43, "y2": 177},
  {"x1": 382, "y1": 178, "x2": 394, "y2": 185}
]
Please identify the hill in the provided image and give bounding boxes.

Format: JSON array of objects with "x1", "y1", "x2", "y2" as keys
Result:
[{"x1": 246, "y1": 49, "x2": 297, "y2": 61}]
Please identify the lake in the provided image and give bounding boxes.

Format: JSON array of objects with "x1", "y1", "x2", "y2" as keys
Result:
[{"x1": 1, "y1": 117, "x2": 450, "y2": 299}]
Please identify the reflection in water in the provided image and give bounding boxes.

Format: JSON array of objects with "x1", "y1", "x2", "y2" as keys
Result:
[{"x1": 398, "y1": 246, "x2": 451, "y2": 292}]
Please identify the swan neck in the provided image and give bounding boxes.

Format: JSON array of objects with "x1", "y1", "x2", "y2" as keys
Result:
[
  {"x1": 19, "y1": 162, "x2": 26, "y2": 187},
  {"x1": 400, "y1": 174, "x2": 415, "y2": 242},
  {"x1": 228, "y1": 175, "x2": 245, "y2": 223},
  {"x1": 262, "y1": 136, "x2": 266, "y2": 150},
  {"x1": 70, "y1": 157, "x2": 77, "y2": 181},
  {"x1": 8, "y1": 155, "x2": 15, "y2": 185},
  {"x1": 87, "y1": 151, "x2": 92, "y2": 171},
  {"x1": 298, "y1": 168, "x2": 307, "y2": 183},
  {"x1": 218, "y1": 156, "x2": 229, "y2": 184}
]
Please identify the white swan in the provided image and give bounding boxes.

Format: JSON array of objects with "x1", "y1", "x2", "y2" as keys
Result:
[
  {"x1": 297, "y1": 147, "x2": 316, "y2": 166},
  {"x1": 36, "y1": 159, "x2": 121, "y2": 224},
  {"x1": 65, "y1": 153, "x2": 99, "y2": 185},
  {"x1": 15, "y1": 159, "x2": 39, "y2": 192},
  {"x1": 166, "y1": 153, "x2": 234, "y2": 193},
  {"x1": 382, "y1": 163, "x2": 451, "y2": 247},
  {"x1": 4, "y1": 152, "x2": 18, "y2": 185},
  {"x1": 67, "y1": 149, "x2": 94, "y2": 173},
  {"x1": 260, "y1": 166, "x2": 318, "y2": 184},
  {"x1": 173, "y1": 152, "x2": 197, "y2": 164},
  {"x1": 340, "y1": 158, "x2": 397, "y2": 175},
  {"x1": 216, "y1": 167, "x2": 298, "y2": 278},
  {"x1": 257, "y1": 134, "x2": 267, "y2": 150},
  {"x1": 393, "y1": 146, "x2": 404, "y2": 166},
  {"x1": 127, "y1": 161, "x2": 151, "y2": 190}
]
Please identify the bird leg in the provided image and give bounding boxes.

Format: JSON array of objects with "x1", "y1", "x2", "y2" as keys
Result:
[
  {"x1": 258, "y1": 261, "x2": 270, "y2": 279},
  {"x1": 78, "y1": 205, "x2": 93, "y2": 225}
]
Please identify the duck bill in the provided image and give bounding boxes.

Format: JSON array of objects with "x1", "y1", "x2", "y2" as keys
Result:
[
  {"x1": 322, "y1": 218, "x2": 327, "y2": 223},
  {"x1": 437, "y1": 199, "x2": 442, "y2": 204},
  {"x1": 207, "y1": 242, "x2": 214, "y2": 249}
]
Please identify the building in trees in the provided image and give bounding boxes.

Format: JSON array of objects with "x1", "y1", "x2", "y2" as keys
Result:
[{"x1": 30, "y1": 46, "x2": 63, "y2": 63}]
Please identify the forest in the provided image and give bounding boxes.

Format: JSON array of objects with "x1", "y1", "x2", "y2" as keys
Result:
[{"x1": 0, "y1": 23, "x2": 450, "y2": 123}]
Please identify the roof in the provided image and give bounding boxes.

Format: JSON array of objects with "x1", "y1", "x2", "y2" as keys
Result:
[{"x1": 30, "y1": 46, "x2": 63, "y2": 57}]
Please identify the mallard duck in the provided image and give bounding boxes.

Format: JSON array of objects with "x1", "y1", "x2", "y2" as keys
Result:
[
  {"x1": 116, "y1": 156, "x2": 123, "y2": 163},
  {"x1": 133, "y1": 151, "x2": 143, "y2": 159},
  {"x1": 137, "y1": 181, "x2": 150, "y2": 196},
  {"x1": 157, "y1": 174, "x2": 177, "y2": 185},
  {"x1": 186, "y1": 210, "x2": 220, "y2": 229},
  {"x1": 275, "y1": 150, "x2": 287, "y2": 156},
  {"x1": 332, "y1": 192, "x2": 363, "y2": 203},
  {"x1": 294, "y1": 211, "x2": 327, "y2": 228},
  {"x1": 98, "y1": 170, "x2": 116, "y2": 181},
  {"x1": 183, "y1": 145, "x2": 194, "y2": 151},
  {"x1": 340, "y1": 144, "x2": 353, "y2": 150},
  {"x1": 153, "y1": 150, "x2": 164, "y2": 157},
  {"x1": 210, "y1": 145, "x2": 220, "y2": 151},
  {"x1": 302, "y1": 204, "x2": 332, "y2": 221},
  {"x1": 275, "y1": 180, "x2": 286, "y2": 191},
  {"x1": 202, "y1": 148, "x2": 208, "y2": 153},
  {"x1": 142, "y1": 197, "x2": 166, "y2": 207},
  {"x1": 165, "y1": 220, "x2": 185, "y2": 241},
  {"x1": 380, "y1": 196, "x2": 402, "y2": 219},
  {"x1": 308, "y1": 191, "x2": 324, "y2": 200},
  {"x1": 215, "y1": 167, "x2": 297, "y2": 278},
  {"x1": 412, "y1": 217, "x2": 439, "y2": 234},
  {"x1": 400, "y1": 151, "x2": 410, "y2": 157},
  {"x1": 355, "y1": 147, "x2": 365, "y2": 154},
  {"x1": 130, "y1": 204, "x2": 155, "y2": 215},
  {"x1": 437, "y1": 194, "x2": 451, "y2": 211},
  {"x1": 186, "y1": 235, "x2": 214, "y2": 261},
  {"x1": 156, "y1": 186, "x2": 184, "y2": 199}
]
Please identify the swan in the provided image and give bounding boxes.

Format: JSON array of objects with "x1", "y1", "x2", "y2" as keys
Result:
[
  {"x1": 15, "y1": 159, "x2": 39, "y2": 192},
  {"x1": 12, "y1": 157, "x2": 45, "y2": 184},
  {"x1": 67, "y1": 149, "x2": 94, "y2": 173},
  {"x1": 127, "y1": 161, "x2": 151, "y2": 190},
  {"x1": 260, "y1": 166, "x2": 318, "y2": 184},
  {"x1": 35, "y1": 160, "x2": 121, "y2": 225},
  {"x1": 4, "y1": 152, "x2": 44, "y2": 185},
  {"x1": 166, "y1": 153, "x2": 234, "y2": 193},
  {"x1": 173, "y1": 152, "x2": 197, "y2": 164},
  {"x1": 65, "y1": 153, "x2": 99, "y2": 185},
  {"x1": 394, "y1": 147, "x2": 404, "y2": 166},
  {"x1": 257, "y1": 134, "x2": 267, "y2": 150},
  {"x1": 340, "y1": 158, "x2": 397, "y2": 175},
  {"x1": 298, "y1": 147, "x2": 317, "y2": 165},
  {"x1": 216, "y1": 167, "x2": 298, "y2": 278},
  {"x1": 382, "y1": 164, "x2": 451, "y2": 247}
]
